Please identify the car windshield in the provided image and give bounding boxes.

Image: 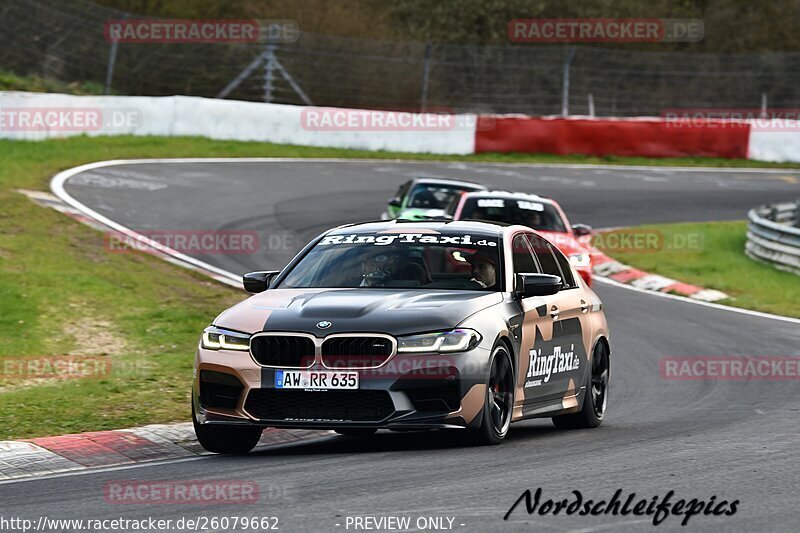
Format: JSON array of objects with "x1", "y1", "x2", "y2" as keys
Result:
[
  {"x1": 407, "y1": 184, "x2": 481, "y2": 209},
  {"x1": 279, "y1": 231, "x2": 503, "y2": 291},
  {"x1": 459, "y1": 197, "x2": 567, "y2": 232}
]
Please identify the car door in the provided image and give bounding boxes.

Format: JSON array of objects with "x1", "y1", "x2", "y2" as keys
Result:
[
  {"x1": 527, "y1": 233, "x2": 587, "y2": 401},
  {"x1": 510, "y1": 233, "x2": 565, "y2": 407}
]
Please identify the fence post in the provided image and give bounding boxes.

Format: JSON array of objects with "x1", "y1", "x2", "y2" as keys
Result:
[
  {"x1": 420, "y1": 42, "x2": 432, "y2": 112},
  {"x1": 795, "y1": 200, "x2": 800, "y2": 228},
  {"x1": 103, "y1": 15, "x2": 125, "y2": 95},
  {"x1": 761, "y1": 92, "x2": 768, "y2": 118},
  {"x1": 263, "y1": 43, "x2": 278, "y2": 103},
  {"x1": 588, "y1": 93, "x2": 595, "y2": 117},
  {"x1": 104, "y1": 40, "x2": 119, "y2": 95},
  {"x1": 561, "y1": 47, "x2": 576, "y2": 116}
]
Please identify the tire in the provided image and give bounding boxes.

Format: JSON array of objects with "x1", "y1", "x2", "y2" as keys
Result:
[
  {"x1": 470, "y1": 343, "x2": 515, "y2": 445},
  {"x1": 552, "y1": 341, "x2": 609, "y2": 430},
  {"x1": 192, "y1": 404, "x2": 263, "y2": 454},
  {"x1": 334, "y1": 428, "x2": 378, "y2": 437}
]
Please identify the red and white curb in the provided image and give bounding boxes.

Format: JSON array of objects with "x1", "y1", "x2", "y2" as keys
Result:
[
  {"x1": 591, "y1": 249, "x2": 728, "y2": 302},
  {"x1": 0, "y1": 425, "x2": 331, "y2": 481}
]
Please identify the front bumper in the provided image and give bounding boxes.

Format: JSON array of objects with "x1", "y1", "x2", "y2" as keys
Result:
[{"x1": 193, "y1": 344, "x2": 491, "y2": 431}]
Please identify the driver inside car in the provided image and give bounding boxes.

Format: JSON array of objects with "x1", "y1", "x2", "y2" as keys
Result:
[
  {"x1": 467, "y1": 252, "x2": 498, "y2": 290},
  {"x1": 361, "y1": 251, "x2": 431, "y2": 287},
  {"x1": 361, "y1": 251, "x2": 398, "y2": 286}
]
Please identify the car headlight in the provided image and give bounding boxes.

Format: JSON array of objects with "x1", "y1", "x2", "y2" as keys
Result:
[
  {"x1": 397, "y1": 329, "x2": 481, "y2": 354},
  {"x1": 201, "y1": 326, "x2": 251, "y2": 351},
  {"x1": 569, "y1": 253, "x2": 591, "y2": 268}
]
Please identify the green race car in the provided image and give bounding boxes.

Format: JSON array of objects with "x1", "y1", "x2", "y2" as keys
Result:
[{"x1": 382, "y1": 177, "x2": 487, "y2": 221}]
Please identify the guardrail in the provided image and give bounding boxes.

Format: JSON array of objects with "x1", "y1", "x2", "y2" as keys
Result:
[{"x1": 745, "y1": 201, "x2": 800, "y2": 275}]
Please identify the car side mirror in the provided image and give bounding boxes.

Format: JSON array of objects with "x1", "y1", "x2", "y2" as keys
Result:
[
  {"x1": 516, "y1": 273, "x2": 562, "y2": 298},
  {"x1": 388, "y1": 197, "x2": 402, "y2": 208},
  {"x1": 572, "y1": 224, "x2": 592, "y2": 237},
  {"x1": 242, "y1": 270, "x2": 280, "y2": 293}
]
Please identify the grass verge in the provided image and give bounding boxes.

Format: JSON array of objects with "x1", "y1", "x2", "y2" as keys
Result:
[
  {"x1": 595, "y1": 221, "x2": 800, "y2": 318},
  {"x1": 0, "y1": 69, "x2": 104, "y2": 95},
  {"x1": 1, "y1": 135, "x2": 798, "y2": 439}
]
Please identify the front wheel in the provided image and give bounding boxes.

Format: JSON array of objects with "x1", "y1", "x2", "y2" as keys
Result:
[
  {"x1": 193, "y1": 404, "x2": 263, "y2": 454},
  {"x1": 470, "y1": 344, "x2": 515, "y2": 445},
  {"x1": 552, "y1": 341, "x2": 609, "y2": 429}
]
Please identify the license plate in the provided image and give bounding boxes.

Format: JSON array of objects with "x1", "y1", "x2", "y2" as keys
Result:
[{"x1": 275, "y1": 370, "x2": 359, "y2": 390}]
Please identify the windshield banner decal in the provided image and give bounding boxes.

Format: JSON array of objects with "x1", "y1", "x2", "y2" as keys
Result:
[{"x1": 319, "y1": 233, "x2": 498, "y2": 247}]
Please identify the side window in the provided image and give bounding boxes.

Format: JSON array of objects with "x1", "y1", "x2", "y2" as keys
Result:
[
  {"x1": 551, "y1": 245, "x2": 577, "y2": 289},
  {"x1": 512, "y1": 234, "x2": 538, "y2": 274},
  {"x1": 527, "y1": 234, "x2": 561, "y2": 278}
]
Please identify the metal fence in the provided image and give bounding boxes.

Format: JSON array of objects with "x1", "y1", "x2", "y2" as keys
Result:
[
  {"x1": 4, "y1": 0, "x2": 800, "y2": 116},
  {"x1": 746, "y1": 202, "x2": 800, "y2": 276}
]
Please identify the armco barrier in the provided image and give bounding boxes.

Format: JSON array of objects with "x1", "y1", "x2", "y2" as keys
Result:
[
  {"x1": 745, "y1": 202, "x2": 800, "y2": 275},
  {"x1": 748, "y1": 123, "x2": 800, "y2": 163},
  {"x1": 474, "y1": 116, "x2": 750, "y2": 159},
  {"x1": 8, "y1": 91, "x2": 800, "y2": 162}
]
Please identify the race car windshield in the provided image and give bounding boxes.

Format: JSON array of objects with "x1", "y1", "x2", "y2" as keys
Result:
[
  {"x1": 407, "y1": 184, "x2": 481, "y2": 209},
  {"x1": 279, "y1": 232, "x2": 503, "y2": 291},
  {"x1": 460, "y1": 198, "x2": 567, "y2": 232}
]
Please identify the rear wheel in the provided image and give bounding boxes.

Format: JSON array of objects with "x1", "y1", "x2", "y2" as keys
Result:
[
  {"x1": 192, "y1": 404, "x2": 263, "y2": 454},
  {"x1": 552, "y1": 341, "x2": 609, "y2": 429},
  {"x1": 471, "y1": 344, "x2": 515, "y2": 445}
]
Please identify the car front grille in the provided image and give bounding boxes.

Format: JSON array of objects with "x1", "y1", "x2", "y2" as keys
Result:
[
  {"x1": 250, "y1": 335, "x2": 315, "y2": 368},
  {"x1": 244, "y1": 389, "x2": 395, "y2": 422},
  {"x1": 321, "y1": 336, "x2": 394, "y2": 368}
]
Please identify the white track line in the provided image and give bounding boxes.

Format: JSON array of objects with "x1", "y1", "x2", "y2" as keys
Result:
[
  {"x1": 51, "y1": 160, "x2": 240, "y2": 286},
  {"x1": 50, "y1": 158, "x2": 800, "y2": 326}
]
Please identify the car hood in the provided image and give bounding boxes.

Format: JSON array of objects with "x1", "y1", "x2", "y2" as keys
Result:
[{"x1": 214, "y1": 288, "x2": 503, "y2": 336}]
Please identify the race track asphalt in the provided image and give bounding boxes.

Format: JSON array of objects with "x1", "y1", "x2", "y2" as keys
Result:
[{"x1": 4, "y1": 160, "x2": 799, "y2": 532}]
